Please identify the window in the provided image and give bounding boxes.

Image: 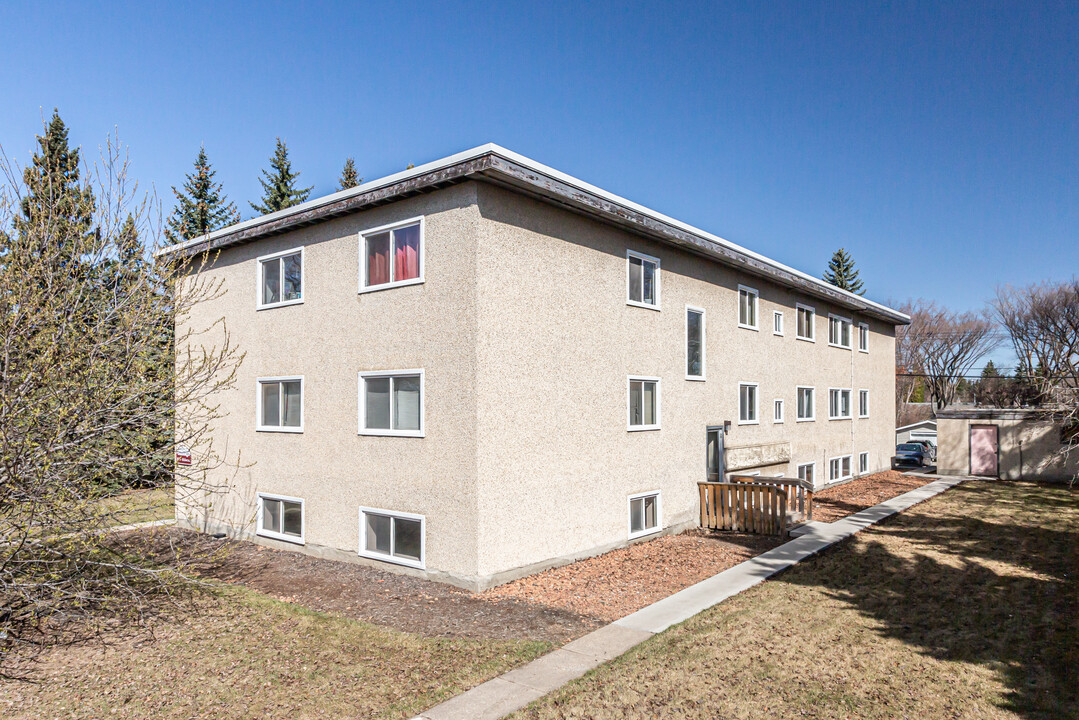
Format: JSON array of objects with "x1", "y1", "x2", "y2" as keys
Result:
[
  {"x1": 859, "y1": 452, "x2": 869, "y2": 474},
  {"x1": 739, "y1": 383, "x2": 758, "y2": 424},
  {"x1": 257, "y1": 493, "x2": 304, "y2": 544},
  {"x1": 738, "y1": 286, "x2": 758, "y2": 330},
  {"x1": 257, "y1": 377, "x2": 303, "y2": 432},
  {"x1": 773, "y1": 311, "x2": 784, "y2": 335},
  {"x1": 829, "y1": 388, "x2": 852, "y2": 420},
  {"x1": 360, "y1": 218, "x2": 424, "y2": 292},
  {"x1": 628, "y1": 491, "x2": 661, "y2": 539},
  {"x1": 859, "y1": 389, "x2": 870, "y2": 418},
  {"x1": 258, "y1": 248, "x2": 303, "y2": 309},
  {"x1": 359, "y1": 507, "x2": 424, "y2": 568},
  {"x1": 774, "y1": 399, "x2": 784, "y2": 423},
  {"x1": 628, "y1": 377, "x2": 660, "y2": 430},
  {"x1": 686, "y1": 306, "x2": 705, "y2": 380},
  {"x1": 828, "y1": 314, "x2": 852, "y2": 349},
  {"x1": 796, "y1": 386, "x2": 815, "y2": 421},
  {"x1": 796, "y1": 304, "x2": 815, "y2": 341},
  {"x1": 829, "y1": 455, "x2": 852, "y2": 481},
  {"x1": 627, "y1": 250, "x2": 660, "y2": 309},
  {"x1": 359, "y1": 370, "x2": 424, "y2": 437},
  {"x1": 858, "y1": 323, "x2": 869, "y2": 352},
  {"x1": 797, "y1": 463, "x2": 815, "y2": 485}
]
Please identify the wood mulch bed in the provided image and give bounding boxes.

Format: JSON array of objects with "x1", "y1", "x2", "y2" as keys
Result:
[
  {"x1": 482, "y1": 531, "x2": 782, "y2": 623},
  {"x1": 811, "y1": 470, "x2": 936, "y2": 523}
]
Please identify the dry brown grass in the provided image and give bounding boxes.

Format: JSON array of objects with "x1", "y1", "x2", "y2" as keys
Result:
[
  {"x1": 97, "y1": 486, "x2": 175, "y2": 526},
  {"x1": 509, "y1": 480, "x2": 1079, "y2": 719},
  {"x1": 0, "y1": 586, "x2": 549, "y2": 719}
]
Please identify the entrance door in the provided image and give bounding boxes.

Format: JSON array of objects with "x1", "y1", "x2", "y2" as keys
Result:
[
  {"x1": 706, "y1": 426, "x2": 725, "y2": 482},
  {"x1": 970, "y1": 425, "x2": 999, "y2": 477}
]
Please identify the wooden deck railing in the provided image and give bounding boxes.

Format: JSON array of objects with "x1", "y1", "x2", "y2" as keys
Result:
[{"x1": 699, "y1": 475, "x2": 815, "y2": 536}]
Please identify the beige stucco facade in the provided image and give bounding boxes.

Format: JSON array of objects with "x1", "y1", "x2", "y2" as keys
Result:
[
  {"x1": 937, "y1": 409, "x2": 1078, "y2": 482},
  {"x1": 174, "y1": 162, "x2": 902, "y2": 590}
]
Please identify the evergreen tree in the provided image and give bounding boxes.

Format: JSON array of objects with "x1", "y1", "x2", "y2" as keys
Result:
[
  {"x1": 165, "y1": 146, "x2": 239, "y2": 242},
  {"x1": 250, "y1": 138, "x2": 311, "y2": 215},
  {"x1": 12, "y1": 109, "x2": 94, "y2": 266},
  {"x1": 823, "y1": 248, "x2": 865, "y2": 295},
  {"x1": 338, "y1": 157, "x2": 361, "y2": 190},
  {"x1": 980, "y1": 360, "x2": 1001, "y2": 379}
]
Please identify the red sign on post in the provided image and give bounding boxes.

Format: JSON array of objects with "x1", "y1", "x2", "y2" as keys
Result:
[{"x1": 176, "y1": 447, "x2": 192, "y2": 466}]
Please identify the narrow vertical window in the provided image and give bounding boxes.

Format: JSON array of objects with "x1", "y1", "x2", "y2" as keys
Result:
[
  {"x1": 627, "y1": 251, "x2": 660, "y2": 308},
  {"x1": 797, "y1": 304, "x2": 815, "y2": 341},
  {"x1": 859, "y1": 389, "x2": 869, "y2": 418},
  {"x1": 797, "y1": 387, "x2": 815, "y2": 421},
  {"x1": 738, "y1": 286, "x2": 758, "y2": 329},
  {"x1": 774, "y1": 399, "x2": 784, "y2": 423},
  {"x1": 739, "y1": 383, "x2": 758, "y2": 424},
  {"x1": 628, "y1": 377, "x2": 660, "y2": 430},
  {"x1": 258, "y1": 248, "x2": 303, "y2": 309},
  {"x1": 858, "y1": 323, "x2": 869, "y2": 352},
  {"x1": 360, "y1": 218, "x2": 424, "y2": 291},
  {"x1": 773, "y1": 311, "x2": 784, "y2": 335},
  {"x1": 686, "y1": 306, "x2": 705, "y2": 379},
  {"x1": 859, "y1": 452, "x2": 869, "y2": 474}
]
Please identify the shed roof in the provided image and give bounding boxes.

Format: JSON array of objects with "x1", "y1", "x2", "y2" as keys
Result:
[{"x1": 155, "y1": 144, "x2": 910, "y2": 325}]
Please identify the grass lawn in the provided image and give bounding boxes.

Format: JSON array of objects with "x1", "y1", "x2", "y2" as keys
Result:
[
  {"x1": 509, "y1": 480, "x2": 1078, "y2": 719},
  {"x1": 0, "y1": 586, "x2": 549, "y2": 719},
  {"x1": 98, "y1": 486, "x2": 175, "y2": 526}
]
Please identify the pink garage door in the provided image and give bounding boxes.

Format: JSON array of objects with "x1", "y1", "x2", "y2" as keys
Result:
[{"x1": 970, "y1": 425, "x2": 999, "y2": 477}]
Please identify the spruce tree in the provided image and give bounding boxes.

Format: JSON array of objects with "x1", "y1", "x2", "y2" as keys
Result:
[
  {"x1": 13, "y1": 109, "x2": 94, "y2": 265},
  {"x1": 339, "y1": 157, "x2": 361, "y2": 190},
  {"x1": 165, "y1": 146, "x2": 239, "y2": 242},
  {"x1": 980, "y1": 360, "x2": 1001, "y2": 379},
  {"x1": 823, "y1": 248, "x2": 865, "y2": 295},
  {"x1": 250, "y1": 137, "x2": 311, "y2": 215}
]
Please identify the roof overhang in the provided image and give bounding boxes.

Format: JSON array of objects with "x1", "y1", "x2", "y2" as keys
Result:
[{"x1": 156, "y1": 144, "x2": 911, "y2": 325}]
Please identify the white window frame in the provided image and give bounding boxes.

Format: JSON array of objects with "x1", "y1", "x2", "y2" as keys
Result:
[
  {"x1": 858, "y1": 389, "x2": 870, "y2": 418},
  {"x1": 829, "y1": 455, "x2": 853, "y2": 481},
  {"x1": 828, "y1": 313, "x2": 853, "y2": 350},
  {"x1": 685, "y1": 305, "x2": 706, "y2": 381},
  {"x1": 773, "y1": 310, "x2": 784, "y2": 336},
  {"x1": 358, "y1": 216, "x2": 425, "y2": 294},
  {"x1": 859, "y1": 451, "x2": 869, "y2": 474},
  {"x1": 796, "y1": 386, "x2": 815, "y2": 422},
  {"x1": 858, "y1": 322, "x2": 869, "y2": 353},
  {"x1": 256, "y1": 376, "x2": 305, "y2": 433},
  {"x1": 626, "y1": 249, "x2": 661, "y2": 310},
  {"x1": 738, "y1": 382, "x2": 759, "y2": 425},
  {"x1": 256, "y1": 247, "x2": 305, "y2": 310},
  {"x1": 627, "y1": 490, "x2": 662, "y2": 540},
  {"x1": 796, "y1": 303, "x2": 816, "y2": 342},
  {"x1": 737, "y1": 285, "x2": 759, "y2": 331},
  {"x1": 773, "y1": 398, "x2": 784, "y2": 424},
  {"x1": 829, "y1": 387, "x2": 853, "y2": 420},
  {"x1": 627, "y1": 376, "x2": 661, "y2": 431},
  {"x1": 797, "y1": 462, "x2": 816, "y2": 485},
  {"x1": 358, "y1": 369, "x2": 426, "y2": 438},
  {"x1": 358, "y1": 506, "x2": 426, "y2": 569},
  {"x1": 256, "y1": 492, "x2": 305, "y2": 545}
]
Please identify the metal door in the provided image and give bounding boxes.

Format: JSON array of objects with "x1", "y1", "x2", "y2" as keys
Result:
[{"x1": 970, "y1": 425, "x2": 999, "y2": 477}]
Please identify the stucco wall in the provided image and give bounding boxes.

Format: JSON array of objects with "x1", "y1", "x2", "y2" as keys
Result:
[
  {"x1": 176, "y1": 182, "x2": 484, "y2": 582},
  {"x1": 471, "y1": 183, "x2": 897, "y2": 581},
  {"x1": 937, "y1": 414, "x2": 1078, "y2": 481}
]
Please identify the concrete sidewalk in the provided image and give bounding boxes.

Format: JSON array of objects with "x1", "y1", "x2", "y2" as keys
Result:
[{"x1": 413, "y1": 475, "x2": 966, "y2": 720}]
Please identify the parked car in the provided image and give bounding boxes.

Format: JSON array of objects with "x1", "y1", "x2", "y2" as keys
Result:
[
  {"x1": 908, "y1": 440, "x2": 936, "y2": 462},
  {"x1": 892, "y1": 443, "x2": 928, "y2": 469}
]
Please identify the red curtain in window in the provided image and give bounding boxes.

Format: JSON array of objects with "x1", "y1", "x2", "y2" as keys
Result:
[{"x1": 394, "y1": 225, "x2": 420, "y2": 281}]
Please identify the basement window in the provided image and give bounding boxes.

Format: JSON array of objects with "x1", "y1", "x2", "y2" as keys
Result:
[
  {"x1": 628, "y1": 491, "x2": 661, "y2": 539},
  {"x1": 360, "y1": 507, "x2": 424, "y2": 568},
  {"x1": 257, "y1": 493, "x2": 304, "y2": 544},
  {"x1": 829, "y1": 455, "x2": 852, "y2": 481}
]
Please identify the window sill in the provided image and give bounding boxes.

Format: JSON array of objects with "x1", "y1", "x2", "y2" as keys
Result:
[
  {"x1": 796, "y1": 417, "x2": 815, "y2": 422},
  {"x1": 359, "y1": 277, "x2": 425, "y2": 295},
  {"x1": 685, "y1": 375, "x2": 706, "y2": 382},
  {"x1": 796, "y1": 335, "x2": 816, "y2": 343},
  {"x1": 628, "y1": 425, "x2": 661, "y2": 432},
  {"x1": 359, "y1": 549, "x2": 425, "y2": 570},
  {"x1": 859, "y1": 414, "x2": 870, "y2": 419},
  {"x1": 626, "y1": 300, "x2": 661, "y2": 311},
  {"x1": 773, "y1": 332, "x2": 784, "y2": 337},
  {"x1": 858, "y1": 349, "x2": 869, "y2": 354},
  {"x1": 628, "y1": 525, "x2": 661, "y2": 541},
  {"x1": 256, "y1": 426, "x2": 304, "y2": 434},
  {"x1": 257, "y1": 298, "x2": 304, "y2": 311},
  {"x1": 359, "y1": 429, "x2": 425, "y2": 438},
  {"x1": 828, "y1": 417, "x2": 852, "y2": 422},
  {"x1": 256, "y1": 529, "x2": 305, "y2": 545},
  {"x1": 828, "y1": 343, "x2": 852, "y2": 350},
  {"x1": 737, "y1": 420, "x2": 760, "y2": 426},
  {"x1": 737, "y1": 323, "x2": 759, "y2": 332},
  {"x1": 773, "y1": 419, "x2": 785, "y2": 424}
]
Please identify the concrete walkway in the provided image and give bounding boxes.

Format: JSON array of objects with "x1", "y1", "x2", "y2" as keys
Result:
[{"x1": 413, "y1": 475, "x2": 966, "y2": 720}]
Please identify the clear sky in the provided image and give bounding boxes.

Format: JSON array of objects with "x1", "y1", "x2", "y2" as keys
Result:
[{"x1": 1, "y1": 1, "x2": 1075, "y2": 355}]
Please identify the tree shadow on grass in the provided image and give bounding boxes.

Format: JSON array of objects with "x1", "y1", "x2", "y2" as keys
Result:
[{"x1": 778, "y1": 482, "x2": 1078, "y2": 719}]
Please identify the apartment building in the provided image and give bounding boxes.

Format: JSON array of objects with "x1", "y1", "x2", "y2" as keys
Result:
[{"x1": 160, "y1": 144, "x2": 909, "y2": 590}]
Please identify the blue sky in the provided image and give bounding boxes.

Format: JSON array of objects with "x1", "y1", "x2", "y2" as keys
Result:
[{"x1": 1, "y1": 1, "x2": 1075, "y2": 365}]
